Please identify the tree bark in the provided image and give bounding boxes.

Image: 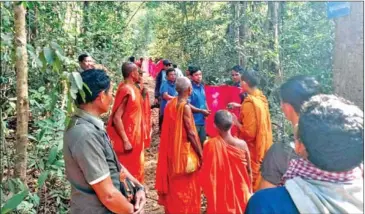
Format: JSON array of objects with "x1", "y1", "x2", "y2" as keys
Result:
[
  {"x1": 234, "y1": 2, "x2": 240, "y2": 65},
  {"x1": 27, "y1": 3, "x2": 38, "y2": 45},
  {"x1": 333, "y1": 2, "x2": 364, "y2": 109},
  {"x1": 268, "y1": 2, "x2": 281, "y2": 78},
  {"x1": 239, "y1": 1, "x2": 248, "y2": 66},
  {"x1": 14, "y1": 2, "x2": 29, "y2": 183},
  {"x1": 82, "y1": 1, "x2": 89, "y2": 34}
]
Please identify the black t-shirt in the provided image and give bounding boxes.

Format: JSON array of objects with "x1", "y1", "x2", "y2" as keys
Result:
[{"x1": 260, "y1": 142, "x2": 299, "y2": 185}]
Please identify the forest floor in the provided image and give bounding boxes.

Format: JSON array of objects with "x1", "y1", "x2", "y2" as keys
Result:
[{"x1": 143, "y1": 74, "x2": 165, "y2": 213}]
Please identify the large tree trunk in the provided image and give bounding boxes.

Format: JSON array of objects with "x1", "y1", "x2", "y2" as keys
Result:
[
  {"x1": 82, "y1": 1, "x2": 89, "y2": 34},
  {"x1": 267, "y1": 2, "x2": 281, "y2": 77},
  {"x1": 333, "y1": 2, "x2": 364, "y2": 109},
  {"x1": 239, "y1": 1, "x2": 248, "y2": 66},
  {"x1": 14, "y1": 3, "x2": 29, "y2": 182},
  {"x1": 234, "y1": 2, "x2": 240, "y2": 65}
]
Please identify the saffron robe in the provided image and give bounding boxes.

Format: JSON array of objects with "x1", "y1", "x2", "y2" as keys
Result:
[
  {"x1": 155, "y1": 98, "x2": 201, "y2": 214},
  {"x1": 238, "y1": 89, "x2": 273, "y2": 192},
  {"x1": 142, "y1": 90, "x2": 152, "y2": 148},
  {"x1": 106, "y1": 82, "x2": 145, "y2": 183},
  {"x1": 199, "y1": 136, "x2": 252, "y2": 213}
]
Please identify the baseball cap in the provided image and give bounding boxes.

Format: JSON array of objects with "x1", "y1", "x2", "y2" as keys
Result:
[{"x1": 163, "y1": 59, "x2": 172, "y2": 66}]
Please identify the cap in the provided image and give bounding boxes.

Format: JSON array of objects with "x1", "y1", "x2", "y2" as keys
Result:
[{"x1": 163, "y1": 59, "x2": 172, "y2": 66}]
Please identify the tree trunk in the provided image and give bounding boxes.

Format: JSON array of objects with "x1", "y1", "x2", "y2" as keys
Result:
[
  {"x1": 27, "y1": 3, "x2": 38, "y2": 45},
  {"x1": 14, "y1": 2, "x2": 29, "y2": 183},
  {"x1": 82, "y1": 1, "x2": 89, "y2": 34},
  {"x1": 267, "y1": 2, "x2": 281, "y2": 78},
  {"x1": 239, "y1": 1, "x2": 248, "y2": 67},
  {"x1": 333, "y1": 2, "x2": 364, "y2": 109}
]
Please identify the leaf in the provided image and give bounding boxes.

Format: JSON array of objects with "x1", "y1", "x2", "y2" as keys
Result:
[
  {"x1": 37, "y1": 171, "x2": 49, "y2": 189},
  {"x1": 30, "y1": 194, "x2": 40, "y2": 206},
  {"x1": 7, "y1": 180, "x2": 15, "y2": 193},
  {"x1": 51, "y1": 42, "x2": 64, "y2": 55},
  {"x1": 16, "y1": 201, "x2": 33, "y2": 212},
  {"x1": 43, "y1": 46, "x2": 54, "y2": 64},
  {"x1": 38, "y1": 51, "x2": 47, "y2": 71},
  {"x1": 71, "y1": 72, "x2": 83, "y2": 90},
  {"x1": 1, "y1": 190, "x2": 28, "y2": 214},
  {"x1": 26, "y1": 44, "x2": 35, "y2": 55},
  {"x1": 83, "y1": 82, "x2": 92, "y2": 95},
  {"x1": 38, "y1": 86, "x2": 45, "y2": 93},
  {"x1": 47, "y1": 84, "x2": 59, "y2": 111},
  {"x1": 52, "y1": 55, "x2": 62, "y2": 73},
  {"x1": 37, "y1": 129, "x2": 46, "y2": 142},
  {"x1": 46, "y1": 146, "x2": 58, "y2": 166},
  {"x1": 79, "y1": 89, "x2": 86, "y2": 103},
  {"x1": 53, "y1": 160, "x2": 64, "y2": 167},
  {"x1": 27, "y1": 134, "x2": 38, "y2": 142},
  {"x1": 38, "y1": 159, "x2": 45, "y2": 171},
  {"x1": 8, "y1": 102, "x2": 15, "y2": 109}
]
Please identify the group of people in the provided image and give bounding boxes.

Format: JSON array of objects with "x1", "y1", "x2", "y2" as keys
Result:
[{"x1": 63, "y1": 54, "x2": 363, "y2": 214}]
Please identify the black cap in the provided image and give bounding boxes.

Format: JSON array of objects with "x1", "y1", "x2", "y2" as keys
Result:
[{"x1": 163, "y1": 59, "x2": 172, "y2": 66}]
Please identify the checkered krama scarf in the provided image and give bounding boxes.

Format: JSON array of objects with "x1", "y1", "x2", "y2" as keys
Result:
[{"x1": 280, "y1": 158, "x2": 363, "y2": 186}]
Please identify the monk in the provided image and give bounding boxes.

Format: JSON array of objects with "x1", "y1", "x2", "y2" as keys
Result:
[
  {"x1": 136, "y1": 68, "x2": 152, "y2": 149},
  {"x1": 155, "y1": 77, "x2": 203, "y2": 214},
  {"x1": 200, "y1": 110, "x2": 252, "y2": 213},
  {"x1": 106, "y1": 62, "x2": 145, "y2": 183},
  {"x1": 232, "y1": 69, "x2": 273, "y2": 192}
]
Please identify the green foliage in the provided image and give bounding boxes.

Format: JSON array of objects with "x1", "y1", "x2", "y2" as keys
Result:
[
  {"x1": 1, "y1": 190, "x2": 29, "y2": 214},
  {"x1": 1, "y1": 1, "x2": 335, "y2": 213}
]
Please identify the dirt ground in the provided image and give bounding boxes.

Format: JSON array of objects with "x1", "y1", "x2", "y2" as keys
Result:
[{"x1": 142, "y1": 74, "x2": 165, "y2": 213}]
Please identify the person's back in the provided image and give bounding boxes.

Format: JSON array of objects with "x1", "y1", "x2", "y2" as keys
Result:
[
  {"x1": 156, "y1": 77, "x2": 202, "y2": 214},
  {"x1": 246, "y1": 95, "x2": 364, "y2": 214},
  {"x1": 200, "y1": 110, "x2": 252, "y2": 213}
]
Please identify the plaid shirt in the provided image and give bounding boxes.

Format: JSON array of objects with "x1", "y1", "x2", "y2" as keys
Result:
[{"x1": 280, "y1": 158, "x2": 363, "y2": 185}]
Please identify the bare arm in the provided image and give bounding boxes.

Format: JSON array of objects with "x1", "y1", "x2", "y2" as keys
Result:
[
  {"x1": 120, "y1": 165, "x2": 146, "y2": 213},
  {"x1": 237, "y1": 140, "x2": 253, "y2": 182},
  {"x1": 189, "y1": 104, "x2": 210, "y2": 117},
  {"x1": 113, "y1": 96, "x2": 132, "y2": 151},
  {"x1": 91, "y1": 177, "x2": 134, "y2": 214},
  {"x1": 189, "y1": 103, "x2": 204, "y2": 114},
  {"x1": 232, "y1": 104, "x2": 257, "y2": 142},
  {"x1": 183, "y1": 104, "x2": 203, "y2": 160},
  {"x1": 120, "y1": 165, "x2": 143, "y2": 188},
  {"x1": 162, "y1": 92, "x2": 174, "y2": 101}
]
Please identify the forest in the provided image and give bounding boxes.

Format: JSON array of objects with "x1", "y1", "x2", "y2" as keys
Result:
[{"x1": 1, "y1": 1, "x2": 336, "y2": 213}]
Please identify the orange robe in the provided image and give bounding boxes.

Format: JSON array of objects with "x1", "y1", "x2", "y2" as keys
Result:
[
  {"x1": 238, "y1": 89, "x2": 272, "y2": 192},
  {"x1": 106, "y1": 82, "x2": 145, "y2": 183},
  {"x1": 199, "y1": 136, "x2": 252, "y2": 213},
  {"x1": 142, "y1": 91, "x2": 152, "y2": 148},
  {"x1": 155, "y1": 98, "x2": 201, "y2": 214}
]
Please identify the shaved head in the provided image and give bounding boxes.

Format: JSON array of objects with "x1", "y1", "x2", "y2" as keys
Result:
[
  {"x1": 121, "y1": 62, "x2": 137, "y2": 79},
  {"x1": 214, "y1": 110, "x2": 233, "y2": 132},
  {"x1": 176, "y1": 77, "x2": 191, "y2": 94}
]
